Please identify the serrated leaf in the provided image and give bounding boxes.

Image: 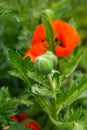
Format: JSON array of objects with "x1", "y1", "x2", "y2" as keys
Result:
[
  {"x1": 8, "y1": 49, "x2": 34, "y2": 88},
  {"x1": 31, "y1": 84, "x2": 52, "y2": 97},
  {"x1": 9, "y1": 70, "x2": 20, "y2": 78},
  {"x1": 27, "y1": 71, "x2": 49, "y2": 87},
  {"x1": 0, "y1": 87, "x2": 19, "y2": 126},
  {"x1": 70, "y1": 108, "x2": 82, "y2": 121},
  {"x1": 8, "y1": 49, "x2": 34, "y2": 72},
  {"x1": 8, "y1": 49, "x2": 22, "y2": 70},
  {"x1": 35, "y1": 96, "x2": 53, "y2": 116},
  {"x1": 23, "y1": 57, "x2": 34, "y2": 72},
  {"x1": 56, "y1": 75, "x2": 87, "y2": 113},
  {"x1": 41, "y1": 15, "x2": 54, "y2": 51},
  {"x1": 68, "y1": 75, "x2": 87, "y2": 97},
  {"x1": 59, "y1": 51, "x2": 82, "y2": 77},
  {"x1": 8, "y1": 122, "x2": 31, "y2": 130},
  {"x1": 65, "y1": 107, "x2": 82, "y2": 122}
]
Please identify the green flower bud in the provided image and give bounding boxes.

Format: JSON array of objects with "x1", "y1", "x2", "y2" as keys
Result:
[
  {"x1": 42, "y1": 51, "x2": 58, "y2": 68},
  {"x1": 34, "y1": 51, "x2": 58, "y2": 75},
  {"x1": 34, "y1": 56, "x2": 53, "y2": 75}
]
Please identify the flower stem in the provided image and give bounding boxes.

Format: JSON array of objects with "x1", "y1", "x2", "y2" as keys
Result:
[
  {"x1": 47, "y1": 74, "x2": 58, "y2": 123},
  {"x1": 47, "y1": 74, "x2": 53, "y2": 89}
]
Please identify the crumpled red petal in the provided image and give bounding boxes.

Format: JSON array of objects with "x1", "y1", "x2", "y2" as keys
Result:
[
  {"x1": 23, "y1": 20, "x2": 80, "y2": 61},
  {"x1": 25, "y1": 121, "x2": 40, "y2": 130}
]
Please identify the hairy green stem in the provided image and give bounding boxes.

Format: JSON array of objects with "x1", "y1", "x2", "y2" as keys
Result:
[
  {"x1": 47, "y1": 74, "x2": 58, "y2": 123},
  {"x1": 47, "y1": 74, "x2": 54, "y2": 90}
]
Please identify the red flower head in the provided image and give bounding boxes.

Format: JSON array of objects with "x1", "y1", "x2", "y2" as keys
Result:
[
  {"x1": 10, "y1": 113, "x2": 28, "y2": 122},
  {"x1": 10, "y1": 113, "x2": 40, "y2": 130},
  {"x1": 23, "y1": 20, "x2": 80, "y2": 61},
  {"x1": 25, "y1": 121, "x2": 40, "y2": 130}
]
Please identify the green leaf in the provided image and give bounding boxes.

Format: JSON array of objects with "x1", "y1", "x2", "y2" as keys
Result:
[
  {"x1": 64, "y1": 107, "x2": 82, "y2": 122},
  {"x1": 9, "y1": 70, "x2": 21, "y2": 78},
  {"x1": 35, "y1": 95, "x2": 53, "y2": 116},
  {"x1": 31, "y1": 84, "x2": 52, "y2": 97},
  {"x1": 0, "y1": 87, "x2": 19, "y2": 126},
  {"x1": 41, "y1": 15, "x2": 54, "y2": 52},
  {"x1": 69, "y1": 18, "x2": 76, "y2": 28},
  {"x1": 56, "y1": 75, "x2": 87, "y2": 113},
  {"x1": 27, "y1": 71, "x2": 50, "y2": 87},
  {"x1": 8, "y1": 49, "x2": 34, "y2": 72},
  {"x1": 79, "y1": 90, "x2": 87, "y2": 99},
  {"x1": 51, "y1": 70, "x2": 60, "y2": 90},
  {"x1": 8, "y1": 49, "x2": 34, "y2": 88},
  {"x1": 59, "y1": 51, "x2": 82, "y2": 78},
  {"x1": 8, "y1": 122, "x2": 31, "y2": 130}
]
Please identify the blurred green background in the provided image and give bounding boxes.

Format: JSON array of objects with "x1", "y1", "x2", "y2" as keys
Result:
[{"x1": 0, "y1": 0, "x2": 87, "y2": 96}]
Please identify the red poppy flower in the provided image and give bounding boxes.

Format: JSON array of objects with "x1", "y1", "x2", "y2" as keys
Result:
[
  {"x1": 10, "y1": 113, "x2": 40, "y2": 130},
  {"x1": 23, "y1": 20, "x2": 80, "y2": 61},
  {"x1": 10, "y1": 113, "x2": 28, "y2": 122},
  {"x1": 25, "y1": 121, "x2": 40, "y2": 130}
]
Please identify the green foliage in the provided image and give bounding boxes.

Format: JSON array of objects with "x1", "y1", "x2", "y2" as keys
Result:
[
  {"x1": 8, "y1": 47, "x2": 87, "y2": 129},
  {"x1": 59, "y1": 49, "x2": 82, "y2": 78},
  {"x1": 79, "y1": 46, "x2": 87, "y2": 72},
  {"x1": 31, "y1": 84, "x2": 52, "y2": 97},
  {"x1": 0, "y1": 0, "x2": 87, "y2": 88},
  {"x1": 8, "y1": 49, "x2": 34, "y2": 89},
  {"x1": 27, "y1": 71, "x2": 50, "y2": 87},
  {"x1": 0, "y1": 0, "x2": 87, "y2": 129},
  {"x1": 0, "y1": 87, "x2": 18, "y2": 127},
  {"x1": 8, "y1": 122, "x2": 31, "y2": 130},
  {"x1": 72, "y1": 121, "x2": 87, "y2": 130},
  {"x1": 57, "y1": 75, "x2": 87, "y2": 112},
  {"x1": 41, "y1": 15, "x2": 54, "y2": 51}
]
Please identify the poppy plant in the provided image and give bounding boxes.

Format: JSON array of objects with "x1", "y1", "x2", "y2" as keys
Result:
[
  {"x1": 23, "y1": 20, "x2": 80, "y2": 62},
  {"x1": 10, "y1": 113, "x2": 40, "y2": 130}
]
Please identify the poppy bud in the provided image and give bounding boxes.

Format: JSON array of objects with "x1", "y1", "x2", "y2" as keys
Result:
[
  {"x1": 42, "y1": 51, "x2": 58, "y2": 68},
  {"x1": 34, "y1": 56, "x2": 53, "y2": 75},
  {"x1": 34, "y1": 51, "x2": 58, "y2": 75}
]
